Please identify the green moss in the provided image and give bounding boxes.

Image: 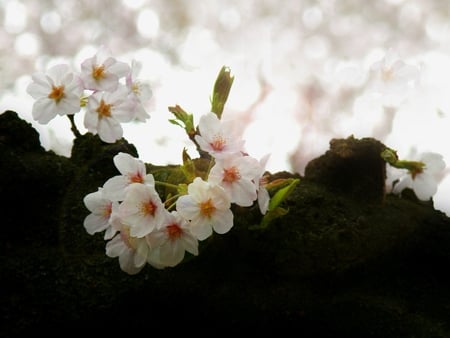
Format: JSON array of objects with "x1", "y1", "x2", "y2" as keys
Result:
[{"x1": 2, "y1": 111, "x2": 450, "y2": 337}]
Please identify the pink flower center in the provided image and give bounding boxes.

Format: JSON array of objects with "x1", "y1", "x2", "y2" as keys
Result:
[
  {"x1": 200, "y1": 198, "x2": 216, "y2": 218},
  {"x1": 166, "y1": 223, "x2": 183, "y2": 240},
  {"x1": 141, "y1": 200, "x2": 157, "y2": 216},
  {"x1": 129, "y1": 172, "x2": 144, "y2": 183},
  {"x1": 210, "y1": 135, "x2": 226, "y2": 151},
  {"x1": 48, "y1": 85, "x2": 65, "y2": 102},
  {"x1": 223, "y1": 166, "x2": 240, "y2": 183}
]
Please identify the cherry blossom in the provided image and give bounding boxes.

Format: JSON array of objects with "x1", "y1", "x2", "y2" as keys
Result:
[
  {"x1": 126, "y1": 60, "x2": 152, "y2": 122},
  {"x1": 26, "y1": 64, "x2": 82, "y2": 124},
  {"x1": 194, "y1": 112, "x2": 245, "y2": 159},
  {"x1": 176, "y1": 177, "x2": 233, "y2": 240},
  {"x1": 102, "y1": 152, "x2": 155, "y2": 201},
  {"x1": 391, "y1": 151, "x2": 446, "y2": 201},
  {"x1": 145, "y1": 211, "x2": 199, "y2": 268},
  {"x1": 118, "y1": 183, "x2": 168, "y2": 237},
  {"x1": 208, "y1": 154, "x2": 260, "y2": 207},
  {"x1": 84, "y1": 85, "x2": 136, "y2": 143},
  {"x1": 369, "y1": 48, "x2": 420, "y2": 107},
  {"x1": 83, "y1": 188, "x2": 119, "y2": 239},
  {"x1": 79, "y1": 46, "x2": 130, "y2": 92},
  {"x1": 106, "y1": 224, "x2": 150, "y2": 275},
  {"x1": 254, "y1": 154, "x2": 271, "y2": 215}
]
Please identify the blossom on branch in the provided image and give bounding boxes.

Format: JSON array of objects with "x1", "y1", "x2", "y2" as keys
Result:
[
  {"x1": 176, "y1": 177, "x2": 233, "y2": 240},
  {"x1": 390, "y1": 151, "x2": 446, "y2": 201},
  {"x1": 26, "y1": 64, "x2": 82, "y2": 124},
  {"x1": 146, "y1": 211, "x2": 199, "y2": 268},
  {"x1": 80, "y1": 46, "x2": 130, "y2": 92},
  {"x1": 84, "y1": 85, "x2": 136, "y2": 143},
  {"x1": 102, "y1": 152, "x2": 155, "y2": 201},
  {"x1": 118, "y1": 183, "x2": 168, "y2": 237},
  {"x1": 208, "y1": 154, "x2": 260, "y2": 207},
  {"x1": 195, "y1": 112, "x2": 245, "y2": 158},
  {"x1": 106, "y1": 224, "x2": 150, "y2": 275}
]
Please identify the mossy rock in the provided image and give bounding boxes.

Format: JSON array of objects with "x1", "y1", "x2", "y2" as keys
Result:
[{"x1": 1, "y1": 110, "x2": 450, "y2": 337}]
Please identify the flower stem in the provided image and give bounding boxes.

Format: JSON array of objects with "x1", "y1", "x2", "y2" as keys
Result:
[
  {"x1": 155, "y1": 181, "x2": 180, "y2": 190},
  {"x1": 67, "y1": 114, "x2": 81, "y2": 138}
]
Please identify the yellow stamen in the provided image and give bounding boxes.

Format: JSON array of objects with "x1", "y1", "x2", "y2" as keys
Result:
[
  {"x1": 200, "y1": 198, "x2": 216, "y2": 218},
  {"x1": 48, "y1": 85, "x2": 65, "y2": 102},
  {"x1": 96, "y1": 100, "x2": 112, "y2": 118},
  {"x1": 92, "y1": 65, "x2": 106, "y2": 80}
]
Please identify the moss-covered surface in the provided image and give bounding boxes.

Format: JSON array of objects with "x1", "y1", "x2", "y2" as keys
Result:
[{"x1": 1, "y1": 110, "x2": 450, "y2": 337}]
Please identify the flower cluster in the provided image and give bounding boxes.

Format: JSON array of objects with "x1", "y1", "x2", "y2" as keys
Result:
[
  {"x1": 83, "y1": 111, "x2": 271, "y2": 274},
  {"x1": 26, "y1": 46, "x2": 152, "y2": 143},
  {"x1": 25, "y1": 49, "x2": 297, "y2": 275}
]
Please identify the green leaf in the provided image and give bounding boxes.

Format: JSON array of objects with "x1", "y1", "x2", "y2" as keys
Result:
[{"x1": 251, "y1": 178, "x2": 300, "y2": 230}]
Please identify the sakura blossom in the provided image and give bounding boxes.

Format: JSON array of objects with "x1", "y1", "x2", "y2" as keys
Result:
[
  {"x1": 208, "y1": 154, "x2": 260, "y2": 207},
  {"x1": 390, "y1": 151, "x2": 446, "y2": 201},
  {"x1": 79, "y1": 46, "x2": 131, "y2": 92},
  {"x1": 82, "y1": 188, "x2": 119, "y2": 240},
  {"x1": 254, "y1": 154, "x2": 271, "y2": 215},
  {"x1": 145, "y1": 211, "x2": 199, "y2": 268},
  {"x1": 195, "y1": 112, "x2": 245, "y2": 159},
  {"x1": 126, "y1": 60, "x2": 152, "y2": 122},
  {"x1": 84, "y1": 85, "x2": 137, "y2": 143},
  {"x1": 102, "y1": 152, "x2": 156, "y2": 201},
  {"x1": 26, "y1": 64, "x2": 82, "y2": 124},
  {"x1": 106, "y1": 224, "x2": 150, "y2": 275},
  {"x1": 118, "y1": 183, "x2": 168, "y2": 238},
  {"x1": 176, "y1": 177, "x2": 233, "y2": 240}
]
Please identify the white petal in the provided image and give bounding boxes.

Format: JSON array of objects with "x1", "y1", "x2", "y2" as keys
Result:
[{"x1": 212, "y1": 209, "x2": 234, "y2": 235}]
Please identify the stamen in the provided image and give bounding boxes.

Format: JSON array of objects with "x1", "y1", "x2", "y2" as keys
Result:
[
  {"x1": 92, "y1": 65, "x2": 106, "y2": 80},
  {"x1": 166, "y1": 223, "x2": 183, "y2": 240},
  {"x1": 129, "y1": 172, "x2": 144, "y2": 183},
  {"x1": 48, "y1": 85, "x2": 65, "y2": 102},
  {"x1": 210, "y1": 134, "x2": 226, "y2": 151},
  {"x1": 200, "y1": 198, "x2": 216, "y2": 217},
  {"x1": 96, "y1": 99, "x2": 112, "y2": 118},
  {"x1": 141, "y1": 200, "x2": 157, "y2": 216},
  {"x1": 223, "y1": 166, "x2": 240, "y2": 183}
]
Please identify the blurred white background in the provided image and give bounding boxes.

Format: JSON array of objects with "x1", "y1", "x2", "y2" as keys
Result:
[{"x1": 1, "y1": 0, "x2": 450, "y2": 215}]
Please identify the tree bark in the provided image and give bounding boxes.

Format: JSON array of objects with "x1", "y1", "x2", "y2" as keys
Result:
[{"x1": 1, "y1": 110, "x2": 450, "y2": 337}]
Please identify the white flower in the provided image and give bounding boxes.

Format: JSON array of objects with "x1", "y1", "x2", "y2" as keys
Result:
[
  {"x1": 194, "y1": 112, "x2": 245, "y2": 159},
  {"x1": 126, "y1": 60, "x2": 152, "y2": 122},
  {"x1": 176, "y1": 177, "x2": 233, "y2": 240},
  {"x1": 102, "y1": 152, "x2": 155, "y2": 201},
  {"x1": 84, "y1": 85, "x2": 136, "y2": 143},
  {"x1": 146, "y1": 211, "x2": 199, "y2": 268},
  {"x1": 118, "y1": 183, "x2": 168, "y2": 237},
  {"x1": 106, "y1": 225, "x2": 150, "y2": 275},
  {"x1": 392, "y1": 151, "x2": 446, "y2": 201},
  {"x1": 83, "y1": 188, "x2": 119, "y2": 239},
  {"x1": 80, "y1": 46, "x2": 130, "y2": 92},
  {"x1": 208, "y1": 154, "x2": 260, "y2": 207},
  {"x1": 254, "y1": 154, "x2": 271, "y2": 215},
  {"x1": 26, "y1": 64, "x2": 82, "y2": 124},
  {"x1": 369, "y1": 48, "x2": 419, "y2": 107}
]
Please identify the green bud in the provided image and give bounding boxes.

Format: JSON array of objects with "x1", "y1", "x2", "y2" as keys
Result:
[{"x1": 211, "y1": 66, "x2": 234, "y2": 119}]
